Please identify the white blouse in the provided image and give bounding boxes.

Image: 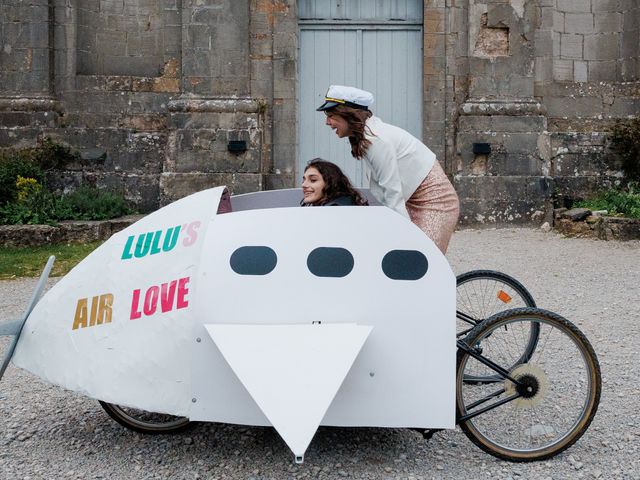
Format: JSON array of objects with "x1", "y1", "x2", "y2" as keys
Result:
[{"x1": 363, "y1": 116, "x2": 436, "y2": 218}]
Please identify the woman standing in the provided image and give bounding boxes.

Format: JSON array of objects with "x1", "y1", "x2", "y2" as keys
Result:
[{"x1": 317, "y1": 85, "x2": 459, "y2": 253}]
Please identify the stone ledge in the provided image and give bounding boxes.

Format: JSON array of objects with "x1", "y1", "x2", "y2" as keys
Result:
[
  {"x1": 554, "y1": 208, "x2": 640, "y2": 240},
  {"x1": 0, "y1": 215, "x2": 142, "y2": 248}
]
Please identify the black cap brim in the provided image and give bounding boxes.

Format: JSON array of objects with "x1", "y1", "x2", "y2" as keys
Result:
[{"x1": 316, "y1": 100, "x2": 341, "y2": 111}]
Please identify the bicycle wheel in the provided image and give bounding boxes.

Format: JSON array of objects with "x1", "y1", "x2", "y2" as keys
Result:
[
  {"x1": 99, "y1": 401, "x2": 194, "y2": 434},
  {"x1": 456, "y1": 270, "x2": 536, "y2": 338},
  {"x1": 456, "y1": 308, "x2": 601, "y2": 462},
  {"x1": 457, "y1": 271, "x2": 539, "y2": 383}
]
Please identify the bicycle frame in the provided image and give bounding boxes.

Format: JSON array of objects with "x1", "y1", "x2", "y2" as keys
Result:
[{"x1": 455, "y1": 339, "x2": 523, "y2": 424}]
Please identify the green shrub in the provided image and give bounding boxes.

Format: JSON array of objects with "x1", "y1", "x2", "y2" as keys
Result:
[
  {"x1": 0, "y1": 189, "x2": 73, "y2": 225},
  {"x1": 0, "y1": 137, "x2": 79, "y2": 205},
  {"x1": 64, "y1": 186, "x2": 132, "y2": 221},
  {"x1": 610, "y1": 118, "x2": 640, "y2": 182},
  {"x1": 575, "y1": 183, "x2": 640, "y2": 219},
  {"x1": 0, "y1": 139, "x2": 132, "y2": 225},
  {"x1": 0, "y1": 157, "x2": 44, "y2": 205},
  {"x1": 0, "y1": 186, "x2": 132, "y2": 225}
]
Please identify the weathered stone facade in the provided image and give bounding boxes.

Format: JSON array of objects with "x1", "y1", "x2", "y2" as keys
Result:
[
  {"x1": 448, "y1": 0, "x2": 639, "y2": 224},
  {"x1": 0, "y1": 0, "x2": 638, "y2": 224}
]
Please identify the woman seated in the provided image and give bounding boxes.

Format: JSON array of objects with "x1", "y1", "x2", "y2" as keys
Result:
[{"x1": 301, "y1": 159, "x2": 369, "y2": 207}]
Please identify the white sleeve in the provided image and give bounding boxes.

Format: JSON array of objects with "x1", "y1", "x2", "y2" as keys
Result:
[{"x1": 366, "y1": 137, "x2": 410, "y2": 218}]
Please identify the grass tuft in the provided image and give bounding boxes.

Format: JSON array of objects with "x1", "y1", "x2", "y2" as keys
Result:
[{"x1": 0, "y1": 242, "x2": 103, "y2": 280}]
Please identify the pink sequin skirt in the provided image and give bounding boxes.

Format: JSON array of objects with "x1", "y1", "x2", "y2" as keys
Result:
[{"x1": 406, "y1": 161, "x2": 459, "y2": 254}]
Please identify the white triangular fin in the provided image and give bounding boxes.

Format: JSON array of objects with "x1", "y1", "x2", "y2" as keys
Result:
[{"x1": 204, "y1": 323, "x2": 372, "y2": 459}]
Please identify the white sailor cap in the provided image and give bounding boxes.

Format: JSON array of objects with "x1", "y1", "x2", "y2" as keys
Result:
[{"x1": 316, "y1": 85, "x2": 374, "y2": 111}]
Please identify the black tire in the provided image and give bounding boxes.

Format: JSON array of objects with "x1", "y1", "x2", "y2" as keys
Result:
[
  {"x1": 99, "y1": 401, "x2": 194, "y2": 434},
  {"x1": 456, "y1": 308, "x2": 601, "y2": 462}
]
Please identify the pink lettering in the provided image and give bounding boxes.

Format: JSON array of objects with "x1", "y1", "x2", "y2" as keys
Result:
[
  {"x1": 182, "y1": 221, "x2": 200, "y2": 247},
  {"x1": 160, "y1": 280, "x2": 177, "y2": 312},
  {"x1": 129, "y1": 276, "x2": 190, "y2": 321},
  {"x1": 143, "y1": 286, "x2": 159, "y2": 316},
  {"x1": 177, "y1": 277, "x2": 190, "y2": 309},
  {"x1": 130, "y1": 289, "x2": 142, "y2": 320}
]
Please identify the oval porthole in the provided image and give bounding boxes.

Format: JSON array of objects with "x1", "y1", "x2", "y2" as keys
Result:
[
  {"x1": 230, "y1": 246, "x2": 277, "y2": 275},
  {"x1": 307, "y1": 247, "x2": 354, "y2": 278},
  {"x1": 381, "y1": 250, "x2": 428, "y2": 280}
]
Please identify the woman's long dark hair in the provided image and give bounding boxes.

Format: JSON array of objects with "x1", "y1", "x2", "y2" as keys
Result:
[
  {"x1": 326, "y1": 105, "x2": 373, "y2": 159},
  {"x1": 303, "y1": 159, "x2": 369, "y2": 206}
]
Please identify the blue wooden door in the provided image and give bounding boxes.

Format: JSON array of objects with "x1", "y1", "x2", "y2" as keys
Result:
[{"x1": 298, "y1": 0, "x2": 423, "y2": 187}]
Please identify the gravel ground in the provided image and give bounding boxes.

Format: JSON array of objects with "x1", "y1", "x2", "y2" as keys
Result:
[{"x1": 0, "y1": 228, "x2": 639, "y2": 480}]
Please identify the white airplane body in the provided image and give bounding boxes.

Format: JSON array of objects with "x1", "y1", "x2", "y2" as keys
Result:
[{"x1": 8, "y1": 186, "x2": 456, "y2": 460}]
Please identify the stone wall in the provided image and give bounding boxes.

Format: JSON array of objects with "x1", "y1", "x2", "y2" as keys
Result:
[
  {"x1": 450, "y1": 0, "x2": 639, "y2": 226},
  {"x1": 0, "y1": 0, "x2": 296, "y2": 213},
  {"x1": 538, "y1": 0, "x2": 640, "y2": 206},
  {"x1": 0, "y1": 0, "x2": 637, "y2": 224}
]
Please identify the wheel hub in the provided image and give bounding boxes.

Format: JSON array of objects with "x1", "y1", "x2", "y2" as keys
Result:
[
  {"x1": 515, "y1": 373, "x2": 540, "y2": 398},
  {"x1": 504, "y1": 364, "x2": 549, "y2": 408}
]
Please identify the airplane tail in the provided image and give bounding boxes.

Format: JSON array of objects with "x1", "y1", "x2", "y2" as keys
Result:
[{"x1": 0, "y1": 255, "x2": 55, "y2": 382}]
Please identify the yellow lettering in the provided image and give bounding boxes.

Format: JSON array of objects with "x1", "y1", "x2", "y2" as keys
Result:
[
  {"x1": 72, "y1": 298, "x2": 88, "y2": 330},
  {"x1": 98, "y1": 294, "x2": 113, "y2": 325},
  {"x1": 89, "y1": 296, "x2": 99, "y2": 326}
]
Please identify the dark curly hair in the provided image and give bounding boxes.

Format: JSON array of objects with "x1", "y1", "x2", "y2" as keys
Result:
[
  {"x1": 325, "y1": 105, "x2": 374, "y2": 159},
  {"x1": 303, "y1": 159, "x2": 369, "y2": 206}
]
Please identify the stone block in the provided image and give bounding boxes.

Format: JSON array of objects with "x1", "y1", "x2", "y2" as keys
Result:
[
  {"x1": 0, "y1": 128, "x2": 39, "y2": 148},
  {"x1": 559, "y1": 207, "x2": 592, "y2": 221},
  {"x1": 567, "y1": 13, "x2": 596, "y2": 34},
  {"x1": 621, "y1": 31, "x2": 639, "y2": 58},
  {"x1": 122, "y1": 174, "x2": 161, "y2": 212},
  {"x1": 458, "y1": 115, "x2": 493, "y2": 133},
  {"x1": 502, "y1": 132, "x2": 542, "y2": 155},
  {"x1": 424, "y1": 33, "x2": 446, "y2": 57},
  {"x1": 103, "y1": 55, "x2": 160, "y2": 77},
  {"x1": 622, "y1": 9, "x2": 638, "y2": 30},
  {"x1": 100, "y1": 0, "x2": 124, "y2": 15},
  {"x1": 619, "y1": 58, "x2": 638, "y2": 82},
  {"x1": 592, "y1": 0, "x2": 623, "y2": 13},
  {"x1": 594, "y1": 217, "x2": 640, "y2": 241},
  {"x1": 490, "y1": 152, "x2": 544, "y2": 176},
  {"x1": 159, "y1": 172, "x2": 262, "y2": 205},
  {"x1": 554, "y1": 175, "x2": 619, "y2": 203},
  {"x1": 0, "y1": 112, "x2": 32, "y2": 127},
  {"x1": 574, "y1": 60, "x2": 588, "y2": 82},
  {"x1": 589, "y1": 60, "x2": 619, "y2": 81},
  {"x1": 272, "y1": 143, "x2": 297, "y2": 173},
  {"x1": 552, "y1": 31, "x2": 561, "y2": 57},
  {"x1": 557, "y1": 0, "x2": 591, "y2": 13},
  {"x1": 595, "y1": 12, "x2": 623, "y2": 32},
  {"x1": 553, "y1": 152, "x2": 609, "y2": 177},
  {"x1": 535, "y1": 56, "x2": 553, "y2": 83},
  {"x1": 264, "y1": 173, "x2": 295, "y2": 190},
  {"x1": 546, "y1": 96, "x2": 602, "y2": 117},
  {"x1": 609, "y1": 96, "x2": 640, "y2": 116},
  {"x1": 554, "y1": 218, "x2": 594, "y2": 237},
  {"x1": 553, "y1": 59, "x2": 573, "y2": 81},
  {"x1": 560, "y1": 34, "x2": 584, "y2": 59},
  {"x1": 424, "y1": 8, "x2": 445, "y2": 33},
  {"x1": 535, "y1": 30, "x2": 553, "y2": 56},
  {"x1": 186, "y1": 24, "x2": 212, "y2": 50},
  {"x1": 492, "y1": 116, "x2": 545, "y2": 133},
  {"x1": 497, "y1": 76, "x2": 534, "y2": 98},
  {"x1": 455, "y1": 175, "x2": 553, "y2": 226},
  {"x1": 584, "y1": 34, "x2": 620, "y2": 60}
]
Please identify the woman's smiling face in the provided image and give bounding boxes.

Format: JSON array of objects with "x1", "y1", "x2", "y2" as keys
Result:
[
  {"x1": 301, "y1": 167, "x2": 327, "y2": 204},
  {"x1": 325, "y1": 112, "x2": 352, "y2": 138}
]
